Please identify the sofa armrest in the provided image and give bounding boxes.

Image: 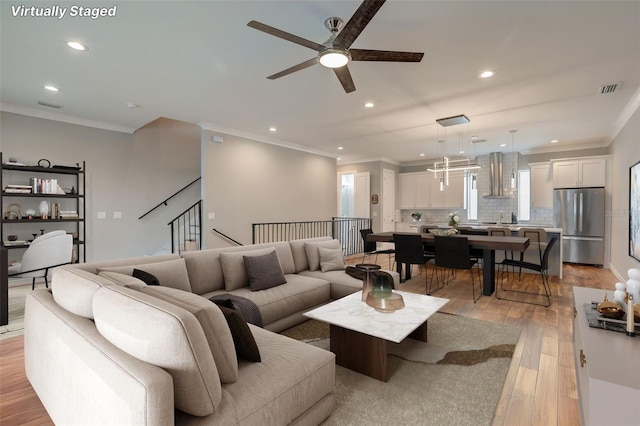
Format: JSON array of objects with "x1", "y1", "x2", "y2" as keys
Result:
[{"x1": 25, "y1": 290, "x2": 175, "y2": 426}]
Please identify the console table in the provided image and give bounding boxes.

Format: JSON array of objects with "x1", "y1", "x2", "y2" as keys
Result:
[{"x1": 572, "y1": 286, "x2": 640, "y2": 425}]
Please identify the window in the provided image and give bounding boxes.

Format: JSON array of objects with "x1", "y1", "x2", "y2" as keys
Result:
[
  {"x1": 518, "y1": 169, "x2": 530, "y2": 221},
  {"x1": 465, "y1": 172, "x2": 478, "y2": 220}
]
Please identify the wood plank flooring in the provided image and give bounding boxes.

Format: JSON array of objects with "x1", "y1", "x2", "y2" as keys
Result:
[{"x1": 0, "y1": 262, "x2": 614, "y2": 425}]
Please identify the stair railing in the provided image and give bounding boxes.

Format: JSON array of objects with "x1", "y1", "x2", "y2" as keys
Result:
[
  {"x1": 212, "y1": 228, "x2": 243, "y2": 246},
  {"x1": 168, "y1": 200, "x2": 202, "y2": 254},
  {"x1": 139, "y1": 177, "x2": 201, "y2": 220}
]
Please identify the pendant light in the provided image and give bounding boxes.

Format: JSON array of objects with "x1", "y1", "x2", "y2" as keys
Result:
[{"x1": 509, "y1": 129, "x2": 517, "y2": 189}]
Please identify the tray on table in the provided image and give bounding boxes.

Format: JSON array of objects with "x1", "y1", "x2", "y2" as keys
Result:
[{"x1": 583, "y1": 302, "x2": 639, "y2": 336}]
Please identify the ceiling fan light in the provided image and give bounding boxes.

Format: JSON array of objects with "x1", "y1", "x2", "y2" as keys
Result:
[{"x1": 319, "y1": 48, "x2": 350, "y2": 68}]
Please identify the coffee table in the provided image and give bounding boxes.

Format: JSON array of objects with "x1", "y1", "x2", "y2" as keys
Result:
[{"x1": 303, "y1": 290, "x2": 449, "y2": 382}]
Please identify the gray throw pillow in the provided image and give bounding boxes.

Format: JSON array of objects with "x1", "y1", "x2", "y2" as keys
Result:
[
  {"x1": 318, "y1": 247, "x2": 346, "y2": 272},
  {"x1": 243, "y1": 250, "x2": 287, "y2": 291}
]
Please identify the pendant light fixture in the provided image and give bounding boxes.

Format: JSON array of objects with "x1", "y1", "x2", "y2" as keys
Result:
[{"x1": 509, "y1": 129, "x2": 517, "y2": 189}]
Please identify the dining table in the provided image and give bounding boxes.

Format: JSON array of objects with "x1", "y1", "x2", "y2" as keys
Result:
[{"x1": 366, "y1": 231, "x2": 530, "y2": 296}]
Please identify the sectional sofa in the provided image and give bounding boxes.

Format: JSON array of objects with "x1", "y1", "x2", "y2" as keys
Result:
[{"x1": 24, "y1": 236, "x2": 398, "y2": 425}]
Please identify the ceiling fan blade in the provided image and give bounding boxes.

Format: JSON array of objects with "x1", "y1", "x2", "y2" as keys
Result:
[
  {"x1": 267, "y1": 58, "x2": 318, "y2": 80},
  {"x1": 247, "y1": 20, "x2": 324, "y2": 51},
  {"x1": 334, "y1": 66, "x2": 356, "y2": 93},
  {"x1": 350, "y1": 49, "x2": 424, "y2": 62},
  {"x1": 333, "y1": 0, "x2": 387, "y2": 49}
]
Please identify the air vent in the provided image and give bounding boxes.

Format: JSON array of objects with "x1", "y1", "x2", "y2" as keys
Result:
[
  {"x1": 599, "y1": 82, "x2": 621, "y2": 94},
  {"x1": 37, "y1": 100, "x2": 62, "y2": 109}
]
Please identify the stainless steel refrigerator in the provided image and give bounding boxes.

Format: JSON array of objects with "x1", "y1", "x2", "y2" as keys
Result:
[{"x1": 553, "y1": 187, "x2": 605, "y2": 266}]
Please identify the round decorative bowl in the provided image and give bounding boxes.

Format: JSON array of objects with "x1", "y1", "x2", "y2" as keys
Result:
[
  {"x1": 597, "y1": 298, "x2": 624, "y2": 319},
  {"x1": 7, "y1": 235, "x2": 18, "y2": 241}
]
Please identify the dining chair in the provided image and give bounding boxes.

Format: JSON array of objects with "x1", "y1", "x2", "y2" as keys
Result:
[
  {"x1": 392, "y1": 233, "x2": 434, "y2": 287},
  {"x1": 516, "y1": 228, "x2": 548, "y2": 280},
  {"x1": 495, "y1": 236, "x2": 556, "y2": 307},
  {"x1": 456, "y1": 227, "x2": 484, "y2": 266},
  {"x1": 487, "y1": 226, "x2": 514, "y2": 277},
  {"x1": 360, "y1": 228, "x2": 395, "y2": 269},
  {"x1": 430, "y1": 235, "x2": 482, "y2": 302}
]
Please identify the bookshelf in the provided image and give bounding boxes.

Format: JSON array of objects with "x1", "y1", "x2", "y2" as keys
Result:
[{"x1": 1, "y1": 153, "x2": 86, "y2": 264}]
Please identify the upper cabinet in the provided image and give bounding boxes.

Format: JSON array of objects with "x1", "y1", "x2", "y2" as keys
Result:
[
  {"x1": 399, "y1": 171, "x2": 464, "y2": 210},
  {"x1": 552, "y1": 157, "x2": 606, "y2": 189},
  {"x1": 529, "y1": 162, "x2": 553, "y2": 209},
  {"x1": 398, "y1": 172, "x2": 430, "y2": 209}
]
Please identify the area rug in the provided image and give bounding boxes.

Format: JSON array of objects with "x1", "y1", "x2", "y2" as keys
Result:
[
  {"x1": 0, "y1": 284, "x2": 30, "y2": 340},
  {"x1": 281, "y1": 313, "x2": 521, "y2": 426}
]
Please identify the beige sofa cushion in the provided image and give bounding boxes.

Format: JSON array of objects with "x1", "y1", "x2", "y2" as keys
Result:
[
  {"x1": 318, "y1": 247, "x2": 346, "y2": 272},
  {"x1": 98, "y1": 258, "x2": 192, "y2": 293},
  {"x1": 51, "y1": 267, "x2": 116, "y2": 319},
  {"x1": 289, "y1": 236, "x2": 332, "y2": 273},
  {"x1": 93, "y1": 286, "x2": 222, "y2": 417},
  {"x1": 304, "y1": 239, "x2": 342, "y2": 271},
  {"x1": 136, "y1": 286, "x2": 239, "y2": 384},
  {"x1": 220, "y1": 248, "x2": 278, "y2": 291},
  {"x1": 97, "y1": 271, "x2": 148, "y2": 289}
]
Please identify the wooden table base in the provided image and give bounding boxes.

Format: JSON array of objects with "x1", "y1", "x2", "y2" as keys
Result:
[{"x1": 329, "y1": 321, "x2": 428, "y2": 382}]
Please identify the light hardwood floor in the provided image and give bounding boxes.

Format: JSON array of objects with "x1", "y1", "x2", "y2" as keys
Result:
[{"x1": 0, "y1": 261, "x2": 614, "y2": 425}]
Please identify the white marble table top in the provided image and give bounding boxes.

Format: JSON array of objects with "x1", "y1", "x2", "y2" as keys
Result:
[{"x1": 303, "y1": 290, "x2": 449, "y2": 343}]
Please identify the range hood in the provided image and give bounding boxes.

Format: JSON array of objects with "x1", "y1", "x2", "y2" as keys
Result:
[{"x1": 483, "y1": 152, "x2": 511, "y2": 198}]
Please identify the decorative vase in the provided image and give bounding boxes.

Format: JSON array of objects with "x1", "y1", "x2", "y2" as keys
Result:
[{"x1": 38, "y1": 200, "x2": 49, "y2": 219}]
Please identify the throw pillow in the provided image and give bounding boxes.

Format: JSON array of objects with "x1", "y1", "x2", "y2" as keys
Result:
[
  {"x1": 219, "y1": 248, "x2": 277, "y2": 291},
  {"x1": 218, "y1": 305, "x2": 261, "y2": 362},
  {"x1": 243, "y1": 250, "x2": 287, "y2": 291},
  {"x1": 133, "y1": 268, "x2": 160, "y2": 286},
  {"x1": 97, "y1": 258, "x2": 192, "y2": 293},
  {"x1": 97, "y1": 271, "x2": 148, "y2": 290},
  {"x1": 303, "y1": 240, "x2": 342, "y2": 271},
  {"x1": 318, "y1": 247, "x2": 346, "y2": 272}
]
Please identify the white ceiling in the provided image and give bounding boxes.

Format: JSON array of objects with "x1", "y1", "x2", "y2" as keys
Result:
[{"x1": 1, "y1": 1, "x2": 639, "y2": 165}]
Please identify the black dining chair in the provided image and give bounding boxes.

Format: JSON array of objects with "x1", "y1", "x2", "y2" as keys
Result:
[
  {"x1": 430, "y1": 235, "x2": 482, "y2": 303},
  {"x1": 360, "y1": 229, "x2": 395, "y2": 269},
  {"x1": 392, "y1": 233, "x2": 434, "y2": 287},
  {"x1": 495, "y1": 236, "x2": 556, "y2": 307},
  {"x1": 456, "y1": 227, "x2": 484, "y2": 266},
  {"x1": 487, "y1": 226, "x2": 514, "y2": 278}
]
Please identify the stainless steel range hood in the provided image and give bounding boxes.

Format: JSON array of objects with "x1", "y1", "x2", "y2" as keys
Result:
[{"x1": 483, "y1": 152, "x2": 510, "y2": 198}]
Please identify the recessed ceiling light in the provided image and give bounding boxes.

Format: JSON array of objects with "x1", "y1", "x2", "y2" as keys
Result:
[
  {"x1": 479, "y1": 70, "x2": 495, "y2": 79},
  {"x1": 419, "y1": 153, "x2": 425, "y2": 157},
  {"x1": 500, "y1": 143, "x2": 507, "y2": 147},
  {"x1": 337, "y1": 157, "x2": 342, "y2": 161},
  {"x1": 471, "y1": 135, "x2": 479, "y2": 140},
  {"x1": 269, "y1": 127, "x2": 277, "y2": 132},
  {"x1": 364, "y1": 102, "x2": 374, "y2": 108},
  {"x1": 459, "y1": 150, "x2": 465, "y2": 154},
  {"x1": 67, "y1": 41, "x2": 88, "y2": 51},
  {"x1": 44, "y1": 85, "x2": 59, "y2": 92},
  {"x1": 550, "y1": 139, "x2": 558, "y2": 143},
  {"x1": 337, "y1": 146, "x2": 344, "y2": 150},
  {"x1": 127, "y1": 103, "x2": 139, "y2": 108}
]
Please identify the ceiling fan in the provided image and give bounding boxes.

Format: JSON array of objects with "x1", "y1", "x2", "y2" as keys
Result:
[{"x1": 247, "y1": 0, "x2": 424, "y2": 93}]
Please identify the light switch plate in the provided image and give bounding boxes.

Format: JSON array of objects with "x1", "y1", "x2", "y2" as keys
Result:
[
  {"x1": 97, "y1": 211, "x2": 106, "y2": 219},
  {"x1": 113, "y1": 211, "x2": 122, "y2": 219},
  {"x1": 208, "y1": 212, "x2": 216, "y2": 220}
]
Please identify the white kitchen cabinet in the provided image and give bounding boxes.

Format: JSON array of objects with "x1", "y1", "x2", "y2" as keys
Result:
[
  {"x1": 529, "y1": 162, "x2": 553, "y2": 209},
  {"x1": 572, "y1": 287, "x2": 640, "y2": 426},
  {"x1": 398, "y1": 172, "x2": 430, "y2": 209},
  {"x1": 552, "y1": 157, "x2": 606, "y2": 188},
  {"x1": 429, "y1": 173, "x2": 464, "y2": 209}
]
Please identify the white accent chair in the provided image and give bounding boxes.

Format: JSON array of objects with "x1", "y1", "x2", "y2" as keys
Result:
[{"x1": 7, "y1": 230, "x2": 73, "y2": 289}]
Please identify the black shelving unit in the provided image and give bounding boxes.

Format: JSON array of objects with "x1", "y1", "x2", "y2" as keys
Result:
[{"x1": 1, "y1": 153, "x2": 86, "y2": 263}]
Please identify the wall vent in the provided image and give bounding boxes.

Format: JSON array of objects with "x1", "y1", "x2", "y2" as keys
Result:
[
  {"x1": 37, "y1": 100, "x2": 62, "y2": 109},
  {"x1": 599, "y1": 82, "x2": 621, "y2": 94}
]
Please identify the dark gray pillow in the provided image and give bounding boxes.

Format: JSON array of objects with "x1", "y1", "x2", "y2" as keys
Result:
[
  {"x1": 243, "y1": 250, "x2": 287, "y2": 291},
  {"x1": 133, "y1": 268, "x2": 160, "y2": 286}
]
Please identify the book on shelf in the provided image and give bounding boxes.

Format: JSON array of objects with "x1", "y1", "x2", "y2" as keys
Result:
[
  {"x1": 30, "y1": 178, "x2": 65, "y2": 195},
  {"x1": 3, "y1": 240, "x2": 28, "y2": 246}
]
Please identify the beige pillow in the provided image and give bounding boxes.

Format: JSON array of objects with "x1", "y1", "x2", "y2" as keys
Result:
[
  {"x1": 98, "y1": 271, "x2": 148, "y2": 289},
  {"x1": 137, "y1": 286, "x2": 238, "y2": 384},
  {"x1": 219, "y1": 248, "x2": 277, "y2": 291},
  {"x1": 318, "y1": 247, "x2": 346, "y2": 272},
  {"x1": 97, "y1": 258, "x2": 192, "y2": 293},
  {"x1": 93, "y1": 286, "x2": 221, "y2": 416},
  {"x1": 304, "y1": 240, "x2": 342, "y2": 271}
]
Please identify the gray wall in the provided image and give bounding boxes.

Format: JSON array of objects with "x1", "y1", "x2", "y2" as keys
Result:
[
  {"x1": 0, "y1": 112, "x2": 200, "y2": 261},
  {"x1": 202, "y1": 130, "x2": 337, "y2": 247},
  {"x1": 608, "y1": 106, "x2": 640, "y2": 280}
]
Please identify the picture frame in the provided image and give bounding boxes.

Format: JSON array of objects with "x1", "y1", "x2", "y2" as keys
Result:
[{"x1": 630, "y1": 160, "x2": 640, "y2": 261}]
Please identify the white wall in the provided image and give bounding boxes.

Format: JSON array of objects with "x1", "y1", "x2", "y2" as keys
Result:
[
  {"x1": 608, "y1": 106, "x2": 640, "y2": 280},
  {"x1": 0, "y1": 112, "x2": 200, "y2": 261},
  {"x1": 202, "y1": 130, "x2": 337, "y2": 247}
]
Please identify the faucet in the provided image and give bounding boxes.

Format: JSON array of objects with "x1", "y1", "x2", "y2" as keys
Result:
[{"x1": 497, "y1": 210, "x2": 504, "y2": 225}]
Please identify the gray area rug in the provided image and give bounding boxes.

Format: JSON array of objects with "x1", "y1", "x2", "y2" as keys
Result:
[
  {"x1": 0, "y1": 283, "x2": 30, "y2": 339},
  {"x1": 282, "y1": 314, "x2": 521, "y2": 426}
]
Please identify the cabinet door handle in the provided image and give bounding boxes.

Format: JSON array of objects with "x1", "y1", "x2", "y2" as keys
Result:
[
  {"x1": 573, "y1": 307, "x2": 577, "y2": 318},
  {"x1": 579, "y1": 349, "x2": 587, "y2": 368}
]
